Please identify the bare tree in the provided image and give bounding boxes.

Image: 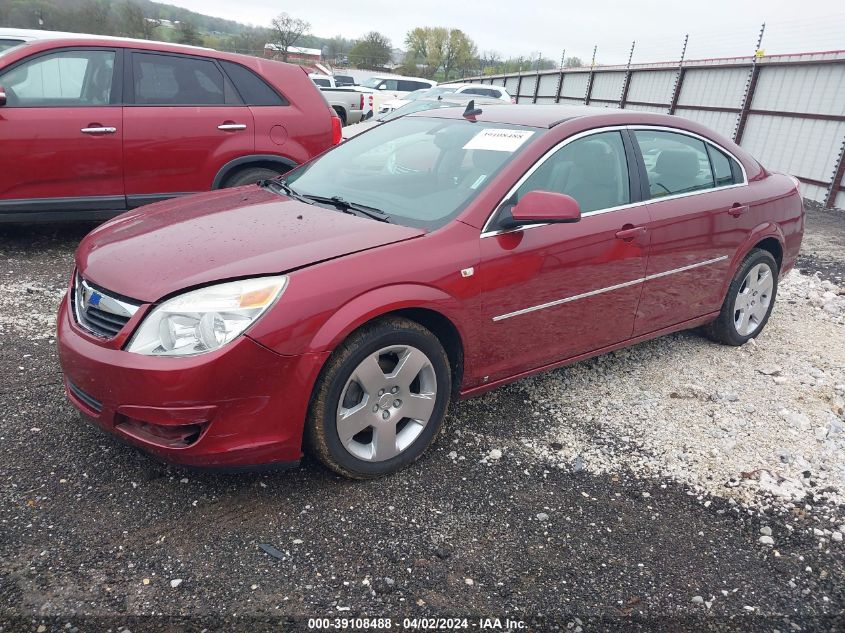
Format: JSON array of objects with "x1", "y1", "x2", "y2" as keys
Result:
[{"x1": 270, "y1": 13, "x2": 311, "y2": 62}]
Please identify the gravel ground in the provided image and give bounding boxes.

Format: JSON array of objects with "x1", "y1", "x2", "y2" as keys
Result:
[{"x1": 1, "y1": 208, "x2": 844, "y2": 632}]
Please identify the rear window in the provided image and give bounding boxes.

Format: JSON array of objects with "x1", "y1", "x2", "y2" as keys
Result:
[
  {"x1": 462, "y1": 87, "x2": 501, "y2": 98},
  {"x1": 0, "y1": 38, "x2": 24, "y2": 52},
  {"x1": 132, "y1": 52, "x2": 236, "y2": 105},
  {"x1": 312, "y1": 77, "x2": 331, "y2": 87},
  {"x1": 399, "y1": 80, "x2": 431, "y2": 91},
  {"x1": 220, "y1": 60, "x2": 287, "y2": 106}
]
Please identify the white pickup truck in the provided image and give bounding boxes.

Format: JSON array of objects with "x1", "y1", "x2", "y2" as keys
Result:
[{"x1": 310, "y1": 74, "x2": 372, "y2": 126}]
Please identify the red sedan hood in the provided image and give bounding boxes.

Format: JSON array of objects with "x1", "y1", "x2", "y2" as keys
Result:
[{"x1": 76, "y1": 187, "x2": 424, "y2": 303}]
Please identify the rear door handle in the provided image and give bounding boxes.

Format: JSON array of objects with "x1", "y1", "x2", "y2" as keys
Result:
[
  {"x1": 728, "y1": 203, "x2": 748, "y2": 217},
  {"x1": 81, "y1": 126, "x2": 116, "y2": 134},
  {"x1": 218, "y1": 123, "x2": 247, "y2": 131},
  {"x1": 615, "y1": 226, "x2": 647, "y2": 241}
]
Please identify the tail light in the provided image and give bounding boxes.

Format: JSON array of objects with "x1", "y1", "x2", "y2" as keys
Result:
[
  {"x1": 510, "y1": 96, "x2": 517, "y2": 104},
  {"x1": 359, "y1": 93, "x2": 364, "y2": 110},
  {"x1": 368, "y1": 94, "x2": 373, "y2": 108},
  {"x1": 330, "y1": 110, "x2": 342, "y2": 145}
]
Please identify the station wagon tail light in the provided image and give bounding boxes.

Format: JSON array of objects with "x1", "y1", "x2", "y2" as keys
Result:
[
  {"x1": 126, "y1": 276, "x2": 288, "y2": 356},
  {"x1": 330, "y1": 109, "x2": 342, "y2": 145}
]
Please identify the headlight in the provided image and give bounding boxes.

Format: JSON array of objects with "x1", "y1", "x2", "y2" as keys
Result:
[{"x1": 126, "y1": 276, "x2": 288, "y2": 356}]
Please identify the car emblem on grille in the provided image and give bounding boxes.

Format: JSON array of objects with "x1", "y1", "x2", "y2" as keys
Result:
[{"x1": 87, "y1": 290, "x2": 102, "y2": 307}]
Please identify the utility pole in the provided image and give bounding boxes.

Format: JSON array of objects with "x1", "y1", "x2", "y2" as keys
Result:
[{"x1": 554, "y1": 49, "x2": 565, "y2": 103}]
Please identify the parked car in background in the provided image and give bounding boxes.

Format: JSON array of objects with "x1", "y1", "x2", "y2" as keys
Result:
[
  {"x1": 357, "y1": 74, "x2": 436, "y2": 113},
  {"x1": 0, "y1": 27, "x2": 90, "y2": 51},
  {"x1": 309, "y1": 73, "x2": 336, "y2": 88},
  {"x1": 333, "y1": 74, "x2": 356, "y2": 87},
  {"x1": 378, "y1": 83, "x2": 514, "y2": 114},
  {"x1": 58, "y1": 105, "x2": 803, "y2": 478},
  {"x1": 344, "y1": 94, "x2": 505, "y2": 140},
  {"x1": 0, "y1": 37, "x2": 340, "y2": 222}
]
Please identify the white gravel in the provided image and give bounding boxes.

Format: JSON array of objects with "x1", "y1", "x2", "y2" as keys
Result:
[{"x1": 517, "y1": 270, "x2": 845, "y2": 510}]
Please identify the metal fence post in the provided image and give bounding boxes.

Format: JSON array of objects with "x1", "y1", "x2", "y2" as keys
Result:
[
  {"x1": 554, "y1": 49, "x2": 565, "y2": 103},
  {"x1": 825, "y1": 134, "x2": 845, "y2": 208},
  {"x1": 668, "y1": 34, "x2": 688, "y2": 114},
  {"x1": 619, "y1": 40, "x2": 636, "y2": 109},
  {"x1": 584, "y1": 45, "x2": 597, "y2": 105},
  {"x1": 516, "y1": 71, "x2": 523, "y2": 104},
  {"x1": 734, "y1": 23, "x2": 766, "y2": 144}
]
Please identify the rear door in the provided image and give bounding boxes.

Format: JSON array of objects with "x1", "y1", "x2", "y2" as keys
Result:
[
  {"x1": 0, "y1": 47, "x2": 124, "y2": 218},
  {"x1": 123, "y1": 51, "x2": 254, "y2": 206},
  {"x1": 630, "y1": 127, "x2": 754, "y2": 335}
]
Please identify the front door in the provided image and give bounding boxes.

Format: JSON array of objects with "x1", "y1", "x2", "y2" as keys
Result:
[
  {"x1": 123, "y1": 51, "x2": 254, "y2": 206},
  {"x1": 475, "y1": 129, "x2": 651, "y2": 383},
  {"x1": 0, "y1": 48, "x2": 124, "y2": 218}
]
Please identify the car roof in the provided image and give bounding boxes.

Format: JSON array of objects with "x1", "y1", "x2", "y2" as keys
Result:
[
  {"x1": 408, "y1": 104, "x2": 680, "y2": 128},
  {"x1": 4, "y1": 35, "x2": 216, "y2": 56}
]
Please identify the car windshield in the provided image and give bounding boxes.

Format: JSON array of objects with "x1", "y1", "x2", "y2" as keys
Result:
[
  {"x1": 417, "y1": 86, "x2": 458, "y2": 99},
  {"x1": 283, "y1": 116, "x2": 540, "y2": 230},
  {"x1": 401, "y1": 89, "x2": 430, "y2": 102}
]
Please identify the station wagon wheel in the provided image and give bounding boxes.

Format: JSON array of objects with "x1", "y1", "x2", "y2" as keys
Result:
[
  {"x1": 305, "y1": 317, "x2": 451, "y2": 479},
  {"x1": 704, "y1": 248, "x2": 779, "y2": 346}
]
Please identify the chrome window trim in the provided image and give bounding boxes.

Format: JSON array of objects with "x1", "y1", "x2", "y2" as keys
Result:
[
  {"x1": 492, "y1": 255, "x2": 728, "y2": 322},
  {"x1": 480, "y1": 124, "x2": 749, "y2": 238}
]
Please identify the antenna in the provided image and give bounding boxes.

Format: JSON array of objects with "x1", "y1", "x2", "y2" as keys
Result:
[{"x1": 463, "y1": 99, "x2": 483, "y2": 119}]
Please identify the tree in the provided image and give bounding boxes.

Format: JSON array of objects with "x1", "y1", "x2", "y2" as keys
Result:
[
  {"x1": 349, "y1": 32, "x2": 392, "y2": 70},
  {"x1": 405, "y1": 27, "x2": 477, "y2": 80},
  {"x1": 441, "y1": 29, "x2": 477, "y2": 80},
  {"x1": 270, "y1": 13, "x2": 311, "y2": 62},
  {"x1": 175, "y1": 20, "x2": 203, "y2": 46},
  {"x1": 118, "y1": 2, "x2": 161, "y2": 40},
  {"x1": 564, "y1": 56, "x2": 584, "y2": 68}
]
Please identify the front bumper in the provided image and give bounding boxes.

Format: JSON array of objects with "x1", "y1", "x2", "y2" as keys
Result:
[{"x1": 57, "y1": 295, "x2": 329, "y2": 468}]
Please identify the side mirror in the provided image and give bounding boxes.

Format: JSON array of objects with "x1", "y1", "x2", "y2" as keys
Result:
[
  {"x1": 0, "y1": 86, "x2": 6, "y2": 107},
  {"x1": 377, "y1": 84, "x2": 387, "y2": 90},
  {"x1": 507, "y1": 190, "x2": 581, "y2": 227}
]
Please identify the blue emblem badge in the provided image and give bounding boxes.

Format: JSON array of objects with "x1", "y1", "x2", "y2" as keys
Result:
[{"x1": 89, "y1": 291, "x2": 102, "y2": 306}]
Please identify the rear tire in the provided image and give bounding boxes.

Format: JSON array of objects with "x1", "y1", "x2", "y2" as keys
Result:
[
  {"x1": 305, "y1": 317, "x2": 451, "y2": 479},
  {"x1": 223, "y1": 167, "x2": 283, "y2": 188},
  {"x1": 704, "y1": 248, "x2": 778, "y2": 346}
]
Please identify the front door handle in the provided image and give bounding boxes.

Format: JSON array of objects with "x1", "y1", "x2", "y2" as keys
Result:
[
  {"x1": 728, "y1": 203, "x2": 748, "y2": 217},
  {"x1": 218, "y1": 123, "x2": 247, "y2": 131},
  {"x1": 615, "y1": 226, "x2": 647, "y2": 241},
  {"x1": 81, "y1": 126, "x2": 116, "y2": 134}
]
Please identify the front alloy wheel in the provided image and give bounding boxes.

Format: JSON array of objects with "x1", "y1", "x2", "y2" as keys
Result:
[
  {"x1": 733, "y1": 263, "x2": 774, "y2": 336},
  {"x1": 337, "y1": 345, "x2": 437, "y2": 462},
  {"x1": 306, "y1": 318, "x2": 451, "y2": 479}
]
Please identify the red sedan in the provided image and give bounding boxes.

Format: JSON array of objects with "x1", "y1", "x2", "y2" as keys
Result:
[{"x1": 57, "y1": 105, "x2": 804, "y2": 478}]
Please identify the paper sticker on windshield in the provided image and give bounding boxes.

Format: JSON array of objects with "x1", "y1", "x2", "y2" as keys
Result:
[{"x1": 463, "y1": 129, "x2": 534, "y2": 152}]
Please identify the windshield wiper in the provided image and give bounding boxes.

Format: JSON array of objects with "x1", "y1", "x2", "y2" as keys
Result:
[
  {"x1": 302, "y1": 195, "x2": 391, "y2": 223},
  {"x1": 258, "y1": 178, "x2": 311, "y2": 204}
]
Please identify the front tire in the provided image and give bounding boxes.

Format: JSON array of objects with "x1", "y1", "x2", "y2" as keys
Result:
[
  {"x1": 305, "y1": 318, "x2": 451, "y2": 479},
  {"x1": 705, "y1": 248, "x2": 778, "y2": 346},
  {"x1": 223, "y1": 166, "x2": 284, "y2": 188}
]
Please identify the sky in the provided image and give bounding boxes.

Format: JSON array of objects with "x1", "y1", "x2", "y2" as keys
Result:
[{"x1": 164, "y1": 0, "x2": 845, "y2": 64}]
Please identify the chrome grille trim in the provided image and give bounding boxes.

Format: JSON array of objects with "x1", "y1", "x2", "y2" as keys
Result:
[{"x1": 72, "y1": 274, "x2": 139, "y2": 339}]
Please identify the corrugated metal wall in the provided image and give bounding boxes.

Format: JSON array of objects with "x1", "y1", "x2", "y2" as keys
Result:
[{"x1": 455, "y1": 51, "x2": 845, "y2": 207}]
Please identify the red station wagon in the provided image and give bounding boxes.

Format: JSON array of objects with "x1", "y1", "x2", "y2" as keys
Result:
[
  {"x1": 0, "y1": 38, "x2": 341, "y2": 222},
  {"x1": 57, "y1": 105, "x2": 804, "y2": 478}
]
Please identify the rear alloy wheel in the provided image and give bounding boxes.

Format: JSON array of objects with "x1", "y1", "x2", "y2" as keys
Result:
[
  {"x1": 306, "y1": 318, "x2": 451, "y2": 479},
  {"x1": 705, "y1": 248, "x2": 779, "y2": 346}
]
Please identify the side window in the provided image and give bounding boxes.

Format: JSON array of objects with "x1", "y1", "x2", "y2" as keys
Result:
[
  {"x1": 0, "y1": 49, "x2": 115, "y2": 106},
  {"x1": 464, "y1": 87, "x2": 498, "y2": 98},
  {"x1": 312, "y1": 78, "x2": 330, "y2": 87},
  {"x1": 707, "y1": 144, "x2": 742, "y2": 187},
  {"x1": 514, "y1": 131, "x2": 631, "y2": 214},
  {"x1": 220, "y1": 61, "x2": 286, "y2": 106},
  {"x1": 133, "y1": 53, "x2": 230, "y2": 105},
  {"x1": 379, "y1": 79, "x2": 399, "y2": 91},
  {"x1": 634, "y1": 130, "x2": 715, "y2": 198}
]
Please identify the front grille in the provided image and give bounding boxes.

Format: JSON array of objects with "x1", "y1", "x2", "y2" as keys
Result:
[
  {"x1": 72, "y1": 274, "x2": 139, "y2": 339},
  {"x1": 67, "y1": 381, "x2": 103, "y2": 414}
]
